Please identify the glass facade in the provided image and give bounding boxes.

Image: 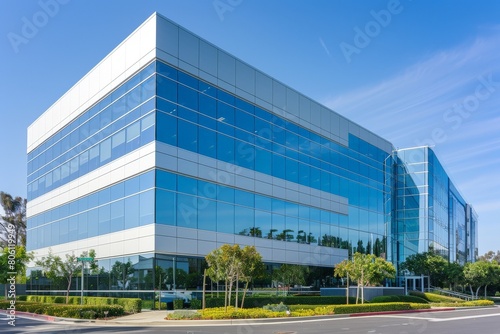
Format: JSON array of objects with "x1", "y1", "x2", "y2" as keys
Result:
[
  {"x1": 27, "y1": 63, "x2": 156, "y2": 200},
  {"x1": 26, "y1": 14, "x2": 477, "y2": 295},
  {"x1": 393, "y1": 147, "x2": 477, "y2": 271}
]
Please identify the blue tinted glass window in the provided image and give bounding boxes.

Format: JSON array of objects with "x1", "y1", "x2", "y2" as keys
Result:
[
  {"x1": 197, "y1": 198, "x2": 216, "y2": 231},
  {"x1": 218, "y1": 185, "x2": 234, "y2": 203},
  {"x1": 271, "y1": 214, "x2": 285, "y2": 239},
  {"x1": 272, "y1": 154, "x2": 285, "y2": 179},
  {"x1": 177, "y1": 194, "x2": 196, "y2": 228},
  {"x1": 124, "y1": 195, "x2": 140, "y2": 229},
  {"x1": 177, "y1": 175, "x2": 197, "y2": 195},
  {"x1": 110, "y1": 199, "x2": 125, "y2": 233},
  {"x1": 139, "y1": 190, "x2": 154, "y2": 225},
  {"x1": 156, "y1": 189, "x2": 176, "y2": 225},
  {"x1": 178, "y1": 71, "x2": 198, "y2": 89},
  {"x1": 157, "y1": 61, "x2": 178, "y2": 80},
  {"x1": 177, "y1": 120, "x2": 198, "y2": 152},
  {"x1": 217, "y1": 202, "x2": 234, "y2": 234},
  {"x1": 235, "y1": 189, "x2": 254, "y2": 207},
  {"x1": 157, "y1": 170, "x2": 176, "y2": 190},
  {"x1": 255, "y1": 210, "x2": 271, "y2": 238},
  {"x1": 98, "y1": 205, "x2": 110, "y2": 235},
  {"x1": 235, "y1": 140, "x2": 255, "y2": 169},
  {"x1": 157, "y1": 77, "x2": 177, "y2": 102},
  {"x1": 255, "y1": 148, "x2": 272, "y2": 175},
  {"x1": 217, "y1": 102, "x2": 234, "y2": 123},
  {"x1": 199, "y1": 95, "x2": 216, "y2": 121},
  {"x1": 235, "y1": 206, "x2": 254, "y2": 236},
  {"x1": 217, "y1": 134, "x2": 234, "y2": 163},
  {"x1": 140, "y1": 170, "x2": 154, "y2": 190},
  {"x1": 198, "y1": 127, "x2": 216, "y2": 158},
  {"x1": 255, "y1": 194, "x2": 271, "y2": 211},
  {"x1": 178, "y1": 85, "x2": 198, "y2": 111},
  {"x1": 157, "y1": 112, "x2": 178, "y2": 146}
]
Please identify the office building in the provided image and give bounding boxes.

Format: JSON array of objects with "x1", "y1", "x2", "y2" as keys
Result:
[{"x1": 26, "y1": 13, "x2": 477, "y2": 295}]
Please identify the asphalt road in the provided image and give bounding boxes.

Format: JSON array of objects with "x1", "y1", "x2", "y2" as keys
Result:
[{"x1": 2, "y1": 307, "x2": 500, "y2": 334}]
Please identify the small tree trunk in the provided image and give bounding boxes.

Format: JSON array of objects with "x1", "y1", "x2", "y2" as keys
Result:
[
  {"x1": 66, "y1": 274, "x2": 73, "y2": 304},
  {"x1": 475, "y1": 287, "x2": 481, "y2": 299},
  {"x1": 241, "y1": 281, "x2": 250, "y2": 309},
  {"x1": 361, "y1": 272, "x2": 365, "y2": 304},
  {"x1": 202, "y1": 269, "x2": 206, "y2": 310},
  {"x1": 235, "y1": 274, "x2": 239, "y2": 309},
  {"x1": 228, "y1": 279, "x2": 234, "y2": 311},
  {"x1": 484, "y1": 285, "x2": 488, "y2": 298},
  {"x1": 224, "y1": 279, "x2": 228, "y2": 311}
]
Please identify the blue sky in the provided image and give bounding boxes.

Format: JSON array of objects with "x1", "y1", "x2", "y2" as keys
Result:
[{"x1": 1, "y1": 0, "x2": 499, "y2": 255}]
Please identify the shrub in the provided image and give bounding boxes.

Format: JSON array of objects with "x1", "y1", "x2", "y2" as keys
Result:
[
  {"x1": 409, "y1": 291, "x2": 462, "y2": 303},
  {"x1": 263, "y1": 302, "x2": 288, "y2": 312},
  {"x1": 167, "y1": 310, "x2": 201, "y2": 320},
  {"x1": 462, "y1": 300, "x2": 494, "y2": 307},
  {"x1": 205, "y1": 296, "x2": 357, "y2": 308},
  {"x1": 199, "y1": 306, "x2": 285, "y2": 320},
  {"x1": 0, "y1": 301, "x2": 124, "y2": 319},
  {"x1": 289, "y1": 304, "x2": 328, "y2": 310},
  {"x1": 173, "y1": 299, "x2": 184, "y2": 310},
  {"x1": 333, "y1": 302, "x2": 412, "y2": 314},
  {"x1": 370, "y1": 295, "x2": 428, "y2": 304},
  {"x1": 495, "y1": 291, "x2": 500, "y2": 297},
  {"x1": 433, "y1": 300, "x2": 495, "y2": 307},
  {"x1": 21, "y1": 295, "x2": 141, "y2": 313},
  {"x1": 409, "y1": 303, "x2": 431, "y2": 309},
  {"x1": 189, "y1": 299, "x2": 202, "y2": 309}
]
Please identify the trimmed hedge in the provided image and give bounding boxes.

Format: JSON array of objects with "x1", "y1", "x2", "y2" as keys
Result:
[
  {"x1": 409, "y1": 291, "x2": 463, "y2": 303},
  {"x1": 205, "y1": 296, "x2": 357, "y2": 308},
  {"x1": 433, "y1": 300, "x2": 494, "y2": 307},
  {"x1": 370, "y1": 295, "x2": 428, "y2": 304},
  {"x1": 0, "y1": 300, "x2": 124, "y2": 319},
  {"x1": 333, "y1": 302, "x2": 413, "y2": 314},
  {"x1": 20, "y1": 295, "x2": 141, "y2": 313},
  {"x1": 190, "y1": 299, "x2": 202, "y2": 309}
]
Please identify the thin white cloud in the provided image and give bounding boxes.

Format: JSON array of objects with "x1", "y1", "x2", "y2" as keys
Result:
[
  {"x1": 323, "y1": 32, "x2": 500, "y2": 149},
  {"x1": 321, "y1": 27, "x2": 500, "y2": 253}
]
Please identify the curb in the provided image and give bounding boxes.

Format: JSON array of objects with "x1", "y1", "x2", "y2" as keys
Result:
[{"x1": 349, "y1": 308, "x2": 456, "y2": 317}]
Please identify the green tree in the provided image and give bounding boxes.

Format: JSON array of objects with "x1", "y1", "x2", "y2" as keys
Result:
[
  {"x1": 272, "y1": 264, "x2": 308, "y2": 295},
  {"x1": 111, "y1": 259, "x2": 135, "y2": 290},
  {"x1": 400, "y1": 251, "x2": 448, "y2": 287},
  {"x1": 334, "y1": 253, "x2": 395, "y2": 304},
  {"x1": 239, "y1": 245, "x2": 265, "y2": 308},
  {"x1": 0, "y1": 246, "x2": 33, "y2": 297},
  {"x1": 478, "y1": 250, "x2": 500, "y2": 263},
  {"x1": 463, "y1": 260, "x2": 500, "y2": 298},
  {"x1": 36, "y1": 249, "x2": 97, "y2": 303},
  {"x1": 0, "y1": 192, "x2": 27, "y2": 247},
  {"x1": 205, "y1": 244, "x2": 242, "y2": 311},
  {"x1": 443, "y1": 262, "x2": 464, "y2": 290}
]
